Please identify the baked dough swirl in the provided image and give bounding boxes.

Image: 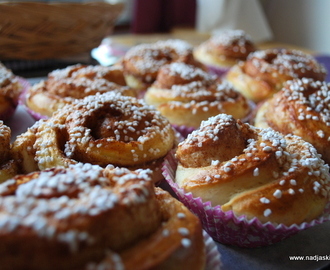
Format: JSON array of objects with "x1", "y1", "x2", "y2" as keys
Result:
[
  {"x1": 0, "y1": 163, "x2": 205, "y2": 270},
  {"x1": 255, "y1": 78, "x2": 330, "y2": 165},
  {"x1": 121, "y1": 39, "x2": 205, "y2": 89},
  {"x1": 175, "y1": 114, "x2": 330, "y2": 225},
  {"x1": 193, "y1": 29, "x2": 257, "y2": 68},
  {"x1": 25, "y1": 64, "x2": 136, "y2": 118},
  {"x1": 145, "y1": 62, "x2": 252, "y2": 128},
  {"x1": 0, "y1": 62, "x2": 23, "y2": 120},
  {"x1": 13, "y1": 92, "x2": 175, "y2": 182},
  {"x1": 0, "y1": 121, "x2": 17, "y2": 182},
  {"x1": 226, "y1": 48, "x2": 327, "y2": 103}
]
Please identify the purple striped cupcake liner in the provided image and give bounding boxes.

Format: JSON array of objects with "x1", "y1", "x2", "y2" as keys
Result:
[{"x1": 162, "y1": 151, "x2": 330, "y2": 248}]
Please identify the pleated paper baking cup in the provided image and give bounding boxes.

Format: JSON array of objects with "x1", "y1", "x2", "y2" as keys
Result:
[
  {"x1": 0, "y1": 78, "x2": 25, "y2": 121},
  {"x1": 203, "y1": 230, "x2": 222, "y2": 270},
  {"x1": 171, "y1": 124, "x2": 196, "y2": 139},
  {"x1": 18, "y1": 81, "x2": 48, "y2": 121},
  {"x1": 162, "y1": 152, "x2": 330, "y2": 248},
  {"x1": 206, "y1": 65, "x2": 230, "y2": 78}
]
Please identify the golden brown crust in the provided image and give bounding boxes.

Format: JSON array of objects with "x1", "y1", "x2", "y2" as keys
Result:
[
  {"x1": 0, "y1": 62, "x2": 23, "y2": 119},
  {"x1": 121, "y1": 39, "x2": 206, "y2": 90},
  {"x1": 0, "y1": 121, "x2": 17, "y2": 182},
  {"x1": 13, "y1": 92, "x2": 176, "y2": 183},
  {"x1": 255, "y1": 78, "x2": 330, "y2": 165},
  {"x1": 193, "y1": 29, "x2": 257, "y2": 68},
  {"x1": 0, "y1": 164, "x2": 205, "y2": 270},
  {"x1": 25, "y1": 64, "x2": 137, "y2": 118},
  {"x1": 175, "y1": 114, "x2": 330, "y2": 225},
  {"x1": 226, "y1": 49, "x2": 327, "y2": 103},
  {"x1": 144, "y1": 62, "x2": 252, "y2": 128}
]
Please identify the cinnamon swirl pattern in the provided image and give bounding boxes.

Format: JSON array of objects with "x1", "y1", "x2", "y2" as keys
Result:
[
  {"x1": 121, "y1": 39, "x2": 205, "y2": 90},
  {"x1": 12, "y1": 92, "x2": 176, "y2": 183},
  {"x1": 0, "y1": 163, "x2": 205, "y2": 270},
  {"x1": 193, "y1": 29, "x2": 256, "y2": 75},
  {"x1": 255, "y1": 78, "x2": 330, "y2": 165},
  {"x1": 24, "y1": 64, "x2": 136, "y2": 119},
  {"x1": 0, "y1": 121, "x2": 17, "y2": 182},
  {"x1": 144, "y1": 62, "x2": 252, "y2": 129},
  {"x1": 0, "y1": 62, "x2": 23, "y2": 120},
  {"x1": 226, "y1": 48, "x2": 327, "y2": 103},
  {"x1": 175, "y1": 114, "x2": 330, "y2": 225}
]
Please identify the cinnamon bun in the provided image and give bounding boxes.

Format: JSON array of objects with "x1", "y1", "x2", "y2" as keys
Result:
[
  {"x1": 0, "y1": 62, "x2": 23, "y2": 120},
  {"x1": 0, "y1": 163, "x2": 205, "y2": 270},
  {"x1": 226, "y1": 48, "x2": 327, "y2": 103},
  {"x1": 121, "y1": 39, "x2": 205, "y2": 90},
  {"x1": 12, "y1": 92, "x2": 176, "y2": 183},
  {"x1": 24, "y1": 64, "x2": 136, "y2": 119},
  {"x1": 193, "y1": 29, "x2": 257, "y2": 76},
  {"x1": 0, "y1": 121, "x2": 17, "y2": 182},
  {"x1": 175, "y1": 114, "x2": 330, "y2": 225},
  {"x1": 145, "y1": 62, "x2": 252, "y2": 129},
  {"x1": 255, "y1": 78, "x2": 330, "y2": 165}
]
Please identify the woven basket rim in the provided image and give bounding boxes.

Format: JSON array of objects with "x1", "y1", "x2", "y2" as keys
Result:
[{"x1": 0, "y1": 1, "x2": 125, "y2": 60}]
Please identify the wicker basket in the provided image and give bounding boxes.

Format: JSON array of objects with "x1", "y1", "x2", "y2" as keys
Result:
[{"x1": 0, "y1": 1, "x2": 124, "y2": 60}]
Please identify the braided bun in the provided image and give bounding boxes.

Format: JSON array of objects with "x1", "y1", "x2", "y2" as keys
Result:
[
  {"x1": 255, "y1": 78, "x2": 330, "y2": 165},
  {"x1": 226, "y1": 48, "x2": 327, "y2": 102},
  {"x1": 194, "y1": 29, "x2": 257, "y2": 69},
  {"x1": 13, "y1": 92, "x2": 176, "y2": 183},
  {"x1": 0, "y1": 62, "x2": 23, "y2": 120},
  {"x1": 25, "y1": 64, "x2": 136, "y2": 119},
  {"x1": 175, "y1": 114, "x2": 330, "y2": 225},
  {"x1": 145, "y1": 62, "x2": 252, "y2": 128},
  {"x1": 122, "y1": 39, "x2": 205, "y2": 90},
  {"x1": 0, "y1": 121, "x2": 17, "y2": 182},
  {"x1": 0, "y1": 163, "x2": 205, "y2": 270}
]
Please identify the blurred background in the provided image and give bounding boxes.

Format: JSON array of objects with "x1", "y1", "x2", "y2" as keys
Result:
[
  {"x1": 110, "y1": 0, "x2": 330, "y2": 54},
  {"x1": 2, "y1": 0, "x2": 330, "y2": 77}
]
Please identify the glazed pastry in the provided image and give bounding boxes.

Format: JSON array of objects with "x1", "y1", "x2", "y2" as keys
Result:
[
  {"x1": 24, "y1": 64, "x2": 136, "y2": 119},
  {"x1": 226, "y1": 48, "x2": 327, "y2": 103},
  {"x1": 255, "y1": 78, "x2": 330, "y2": 165},
  {"x1": 0, "y1": 62, "x2": 23, "y2": 120},
  {"x1": 0, "y1": 163, "x2": 205, "y2": 270},
  {"x1": 175, "y1": 114, "x2": 330, "y2": 225},
  {"x1": 0, "y1": 121, "x2": 17, "y2": 182},
  {"x1": 145, "y1": 62, "x2": 252, "y2": 129},
  {"x1": 193, "y1": 29, "x2": 257, "y2": 76},
  {"x1": 12, "y1": 92, "x2": 176, "y2": 183},
  {"x1": 121, "y1": 39, "x2": 205, "y2": 90}
]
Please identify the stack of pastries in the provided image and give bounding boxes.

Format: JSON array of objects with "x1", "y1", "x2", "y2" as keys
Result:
[{"x1": 3, "y1": 35, "x2": 330, "y2": 256}]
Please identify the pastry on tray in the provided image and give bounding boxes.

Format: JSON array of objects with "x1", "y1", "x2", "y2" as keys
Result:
[
  {"x1": 21, "y1": 64, "x2": 137, "y2": 120},
  {"x1": 0, "y1": 121, "x2": 17, "y2": 183},
  {"x1": 121, "y1": 39, "x2": 205, "y2": 90},
  {"x1": 0, "y1": 163, "x2": 207, "y2": 270},
  {"x1": 163, "y1": 113, "x2": 330, "y2": 247},
  {"x1": 226, "y1": 48, "x2": 327, "y2": 103},
  {"x1": 144, "y1": 62, "x2": 252, "y2": 136},
  {"x1": 0, "y1": 62, "x2": 23, "y2": 121},
  {"x1": 193, "y1": 29, "x2": 257, "y2": 77},
  {"x1": 12, "y1": 92, "x2": 177, "y2": 183},
  {"x1": 254, "y1": 78, "x2": 330, "y2": 165}
]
